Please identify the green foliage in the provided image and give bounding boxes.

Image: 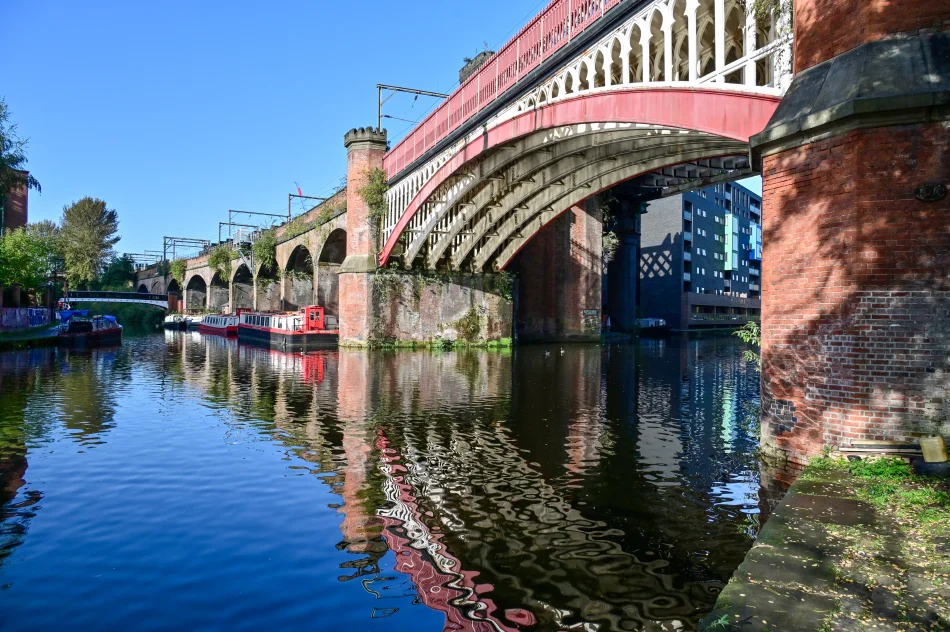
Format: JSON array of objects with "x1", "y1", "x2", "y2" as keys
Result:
[
  {"x1": 168, "y1": 259, "x2": 187, "y2": 286},
  {"x1": 0, "y1": 97, "x2": 41, "y2": 201},
  {"x1": 359, "y1": 168, "x2": 389, "y2": 247},
  {"x1": 209, "y1": 244, "x2": 235, "y2": 280},
  {"x1": 742, "y1": 0, "x2": 793, "y2": 23},
  {"x1": 372, "y1": 268, "x2": 403, "y2": 300},
  {"x1": 283, "y1": 217, "x2": 311, "y2": 241},
  {"x1": 733, "y1": 321, "x2": 761, "y2": 369},
  {"x1": 60, "y1": 197, "x2": 120, "y2": 287},
  {"x1": 494, "y1": 271, "x2": 515, "y2": 301},
  {"x1": 848, "y1": 456, "x2": 913, "y2": 482},
  {"x1": 97, "y1": 255, "x2": 136, "y2": 290},
  {"x1": 0, "y1": 227, "x2": 50, "y2": 290},
  {"x1": 453, "y1": 307, "x2": 482, "y2": 342},
  {"x1": 602, "y1": 231, "x2": 619, "y2": 268},
  {"x1": 252, "y1": 229, "x2": 277, "y2": 271}
]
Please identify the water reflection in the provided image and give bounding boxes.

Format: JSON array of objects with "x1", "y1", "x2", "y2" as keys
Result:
[{"x1": 0, "y1": 333, "x2": 765, "y2": 631}]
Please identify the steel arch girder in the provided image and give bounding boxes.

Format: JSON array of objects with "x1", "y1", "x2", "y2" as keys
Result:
[
  {"x1": 421, "y1": 129, "x2": 716, "y2": 269},
  {"x1": 401, "y1": 124, "x2": 687, "y2": 266},
  {"x1": 455, "y1": 139, "x2": 744, "y2": 271},
  {"x1": 483, "y1": 143, "x2": 749, "y2": 271}
]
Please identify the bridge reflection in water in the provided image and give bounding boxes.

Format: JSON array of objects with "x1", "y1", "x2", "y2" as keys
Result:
[{"x1": 0, "y1": 334, "x2": 767, "y2": 631}]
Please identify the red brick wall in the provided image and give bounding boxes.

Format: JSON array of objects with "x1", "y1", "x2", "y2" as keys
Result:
[
  {"x1": 3, "y1": 180, "x2": 28, "y2": 233},
  {"x1": 339, "y1": 131, "x2": 386, "y2": 345},
  {"x1": 761, "y1": 122, "x2": 950, "y2": 463},
  {"x1": 510, "y1": 199, "x2": 602, "y2": 341},
  {"x1": 345, "y1": 139, "x2": 387, "y2": 259},
  {"x1": 794, "y1": 0, "x2": 950, "y2": 72}
]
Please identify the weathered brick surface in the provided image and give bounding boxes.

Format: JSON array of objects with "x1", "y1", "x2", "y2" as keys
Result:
[
  {"x1": 761, "y1": 122, "x2": 950, "y2": 464},
  {"x1": 794, "y1": 0, "x2": 950, "y2": 72},
  {"x1": 511, "y1": 198, "x2": 603, "y2": 341},
  {"x1": 340, "y1": 128, "x2": 387, "y2": 344},
  {"x1": 2, "y1": 179, "x2": 28, "y2": 234},
  {"x1": 339, "y1": 272, "x2": 373, "y2": 345}
]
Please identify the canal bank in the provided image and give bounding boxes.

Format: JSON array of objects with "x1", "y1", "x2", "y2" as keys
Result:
[
  {"x1": 701, "y1": 457, "x2": 950, "y2": 631},
  {"x1": 0, "y1": 324, "x2": 59, "y2": 351}
]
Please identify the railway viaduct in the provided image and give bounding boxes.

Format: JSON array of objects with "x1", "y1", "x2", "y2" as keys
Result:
[{"x1": 137, "y1": 0, "x2": 950, "y2": 464}]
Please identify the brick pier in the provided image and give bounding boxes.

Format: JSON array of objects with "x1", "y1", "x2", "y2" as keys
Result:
[{"x1": 753, "y1": 0, "x2": 950, "y2": 464}]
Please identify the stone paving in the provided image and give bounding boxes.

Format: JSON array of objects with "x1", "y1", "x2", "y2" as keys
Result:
[{"x1": 701, "y1": 461, "x2": 950, "y2": 631}]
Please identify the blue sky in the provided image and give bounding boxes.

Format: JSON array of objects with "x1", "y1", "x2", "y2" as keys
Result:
[{"x1": 3, "y1": 0, "x2": 761, "y2": 256}]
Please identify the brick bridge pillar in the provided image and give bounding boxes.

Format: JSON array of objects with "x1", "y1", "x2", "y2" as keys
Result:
[
  {"x1": 752, "y1": 1, "x2": 950, "y2": 465},
  {"x1": 339, "y1": 128, "x2": 388, "y2": 345},
  {"x1": 509, "y1": 197, "x2": 603, "y2": 342}
]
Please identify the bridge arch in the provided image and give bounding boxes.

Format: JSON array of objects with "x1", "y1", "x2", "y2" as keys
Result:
[
  {"x1": 137, "y1": 283, "x2": 148, "y2": 293},
  {"x1": 209, "y1": 272, "x2": 229, "y2": 312},
  {"x1": 380, "y1": 87, "x2": 779, "y2": 271},
  {"x1": 283, "y1": 244, "x2": 314, "y2": 311},
  {"x1": 255, "y1": 262, "x2": 281, "y2": 312},
  {"x1": 316, "y1": 228, "x2": 346, "y2": 317},
  {"x1": 166, "y1": 279, "x2": 182, "y2": 312},
  {"x1": 231, "y1": 264, "x2": 254, "y2": 311},
  {"x1": 185, "y1": 274, "x2": 207, "y2": 312}
]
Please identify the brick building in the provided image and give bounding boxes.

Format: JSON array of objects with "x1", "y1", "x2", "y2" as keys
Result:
[
  {"x1": 1, "y1": 171, "x2": 30, "y2": 235},
  {"x1": 639, "y1": 181, "x2": 762, "y2": 330}
]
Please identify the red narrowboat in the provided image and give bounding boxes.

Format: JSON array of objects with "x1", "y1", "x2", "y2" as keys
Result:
[
  {"x1": 199, "y1": 313, "x2": 239, "y2": 337},
  {"x1": 237, "y1": 306, "x2": 339, "y2": 350}
]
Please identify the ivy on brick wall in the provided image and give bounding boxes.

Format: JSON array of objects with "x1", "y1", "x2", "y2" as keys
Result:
[
  {"x1": 209, "y1": 244, "x2": 235, "y2": 280},
  {"x1": 169, "y1": 259, "x2": 186, "y2": 286}
]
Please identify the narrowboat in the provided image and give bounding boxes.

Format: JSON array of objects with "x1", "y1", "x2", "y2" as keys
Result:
[
  {"x1": 163, "y1": 314, "x2": 188, "y2": 330},
  {"x1": 199, "y1": 313, "x2": 239, "y2": 337},
  {"x1": 237, "y1": 306, "x2": 339, "y2": 350},
  {"x1": 58, "y1": 311, "x2": 123, "y2": 347}
]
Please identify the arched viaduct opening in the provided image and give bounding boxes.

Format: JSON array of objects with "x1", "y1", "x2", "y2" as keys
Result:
[
  {"x1": 284, "y1": 245, "x2": 314, "y2": 311},
  {"x1": 166, "y1": 279, "x2": 182, "y2": 313},
  {"x1": 256, "y1": 264, "x2": 281, "y2": 312},
  {"x1": 137, "y1": 283, "x2": 149, "y2": 293},
  {"x1": 232, "y1": 264, "x2": 254, "y2": 311},
  {"x1": 209, "y1": 273, "x2": 229, "y2": 313},
  {"x1": 185, "y1": 275, "x2": 207, "y2": 312},
  {"x1": 317, "y1": 229, "x2": 346, "y2": 317}
]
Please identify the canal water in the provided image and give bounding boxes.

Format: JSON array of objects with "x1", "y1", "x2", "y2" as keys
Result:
[{"x1": 0, "y1": 333, "x2": 767, "y2": 631}]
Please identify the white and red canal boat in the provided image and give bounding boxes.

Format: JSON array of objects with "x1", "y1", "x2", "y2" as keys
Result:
[
  {"x1": 199, "y1": 313, "x2": 239, "y2": 337},
  {"x1": 237, "y1": 306, "x2": 339, "y2": 350}
]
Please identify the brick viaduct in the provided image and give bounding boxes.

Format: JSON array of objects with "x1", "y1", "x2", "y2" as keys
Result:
[{"x1": 136, "y1": 0, "x2": 950, "y2": 466}]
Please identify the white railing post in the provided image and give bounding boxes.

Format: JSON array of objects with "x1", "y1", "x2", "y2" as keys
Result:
[
  {"x1": 744, "y1": 2, "x2": 757, "y2": 86},
  {"x1": 686, "y1": 0, "x2": 699, "y2": 81},
  {"x1": 714, "y1": 0, "x2": 725, "y2": 82}
]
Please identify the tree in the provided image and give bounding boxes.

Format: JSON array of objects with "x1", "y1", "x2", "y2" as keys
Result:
[
  {"x1": 98, "y1": 254, "x2": 136, "y2": 290},
  {"x1": 0, "y1": 97, "x2": 41, "y2": 200},
  {"x1": 734, "y1": 321, "x2": 762, "y2": 369},
  {"x1": 0, "y1": 228, "x2": 49, "y2": 291},
  {"x1": 25, "y1": 220, "x2": 63, "y2": 274},
  {"x1": 60, "y1": 197, "x2": 120, "y2": 287}
]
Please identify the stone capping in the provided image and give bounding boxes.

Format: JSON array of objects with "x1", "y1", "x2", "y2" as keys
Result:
[
  {"x1": 274, "y1": 207, "x2": 346, "y2": 247},
  {"x1": 750, "y1": 31, "x2": 950, "y2": 165},
  {"x1": 338, "y1": 254, "x2": 377, "y2": 274},
  {"x1": 344, "y1": 127, "x2": 388, "y2": 152}
]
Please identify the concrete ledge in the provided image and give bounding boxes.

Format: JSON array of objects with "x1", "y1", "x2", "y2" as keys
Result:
[
  {"x1": 751, "y1": 32, "x2": 950, "y2": 164},
  {"x1": 338, "y1": 254, "x2": 377, "y2": 274}
]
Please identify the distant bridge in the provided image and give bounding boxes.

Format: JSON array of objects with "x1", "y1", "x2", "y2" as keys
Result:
[{"x1": 62, "y1": 290, "x2": 170, "y2": 310}]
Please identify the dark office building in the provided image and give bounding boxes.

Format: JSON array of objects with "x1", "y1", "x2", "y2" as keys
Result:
[{"x1": 639, "y1": 181, "x2": 762, "y2": 329}]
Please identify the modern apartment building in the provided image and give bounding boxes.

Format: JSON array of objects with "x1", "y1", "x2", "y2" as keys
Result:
[{"x1": 639, "y1": 181, "x2": 762, "y2": 329}]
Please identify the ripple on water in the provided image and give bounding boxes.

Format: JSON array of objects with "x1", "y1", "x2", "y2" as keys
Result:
[{"x1": 0, "y1": 333, "x2": 764, "y2": 631}]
